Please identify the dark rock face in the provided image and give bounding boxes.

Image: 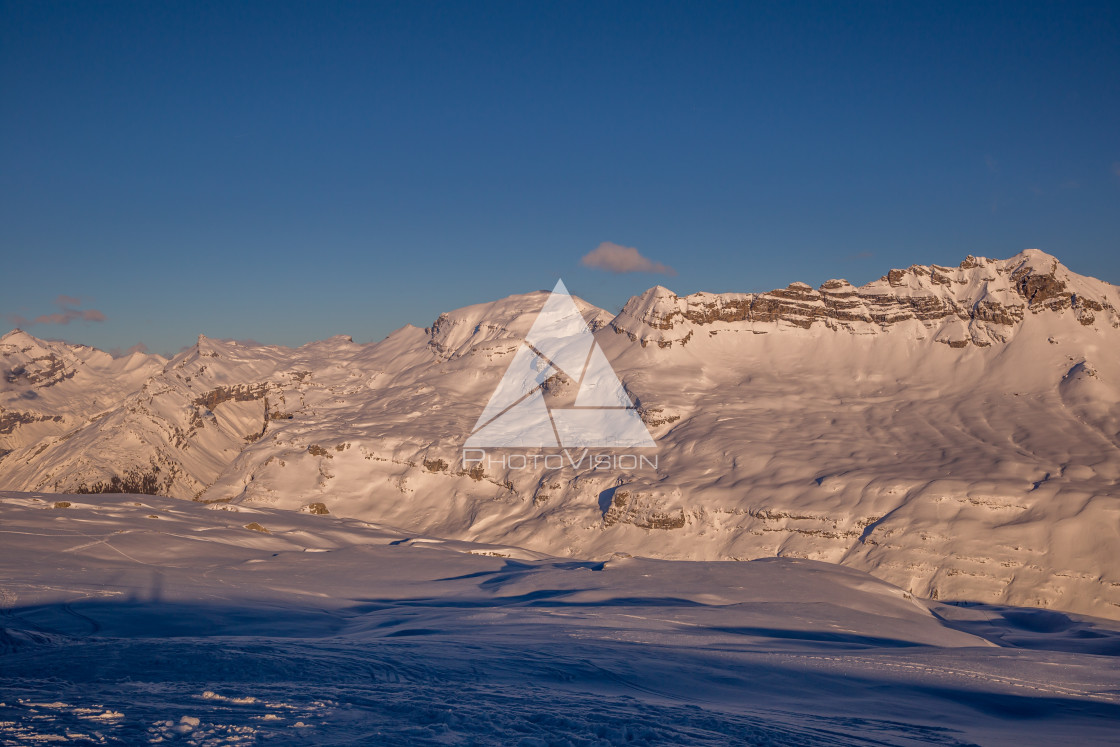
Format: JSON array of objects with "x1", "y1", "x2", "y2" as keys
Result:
[
  {"x1": 74, "y1": 465, "x2": 167, "y2": 495},
  {"x1": 1012, "y1": 265, "x2": 1070, "y2": 309},
  {"x1": 929, "y1": 267, "x2": 954, "y2": 285},
  {"x1": 4, "y1": 353, "x2": 75, "y2": 387},
  {"x1": 0, "y1": 409, "x2": 63, "y2": 435},
  {"x1": 603, "y1": 490, "x2": 687, "y2": 530},
  {"x1": 193, "y1": 383, "x2": 270, "y2": 411}
]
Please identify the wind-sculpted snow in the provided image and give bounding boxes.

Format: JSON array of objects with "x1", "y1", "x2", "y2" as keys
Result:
[
  {"x1": 1, "y1": 492, "x2": 1119, "y2": 744},
  {"x1": 1, "y1": 250, "x2": 1119, "y2": 621}
]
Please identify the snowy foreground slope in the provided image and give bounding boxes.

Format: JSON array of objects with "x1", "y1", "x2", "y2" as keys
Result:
[
  {"x1": 1, "y1": 249, "x2": 1119, "y2": 620},
  {"x1": 2, "y1": 492, "x2": 1119, "y2": 745}
]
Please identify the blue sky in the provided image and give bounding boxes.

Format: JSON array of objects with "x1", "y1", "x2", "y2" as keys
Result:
[{"x1": 2, "y1": 1, "x2": 1118, "y2": 355}]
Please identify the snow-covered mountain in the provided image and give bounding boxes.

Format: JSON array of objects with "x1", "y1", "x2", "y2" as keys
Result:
[
  {"x1": 2, "y1": 249, "x2": 1119, "y2": 619},
  {"x1": 0, "y1": 331, "x2": 165, "y2": 456}
]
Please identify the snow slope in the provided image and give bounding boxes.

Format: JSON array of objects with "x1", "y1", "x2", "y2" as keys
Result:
[
  {"x1": 1, "y1": 250, "x2": 1118, "y2": 620},
  {"x1": 1, "y1": 491, "x2": 1118, "y2": 745}
]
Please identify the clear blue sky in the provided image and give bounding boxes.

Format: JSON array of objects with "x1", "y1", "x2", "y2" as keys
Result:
[{"x1": 2, "y1": 1, "x2": 1118, "y2": 355}]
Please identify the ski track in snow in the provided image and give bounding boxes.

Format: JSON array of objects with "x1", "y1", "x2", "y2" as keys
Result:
[{"x1": 2, "y1": 493, "x2": 1120, "y2": 745}]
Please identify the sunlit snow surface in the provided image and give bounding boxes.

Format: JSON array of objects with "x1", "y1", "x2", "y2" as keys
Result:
[{"x1": 2, "y1": 493, "x2": 1118, "y2": 745}]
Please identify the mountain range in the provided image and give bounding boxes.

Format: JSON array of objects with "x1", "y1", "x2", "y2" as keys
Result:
[{"x1": 2, "y1": 248, "x2": 1118, "y2": 619}]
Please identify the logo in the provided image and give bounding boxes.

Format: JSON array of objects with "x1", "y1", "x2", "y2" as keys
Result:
[{"x1": 464, "y1": 280, "x2": 655, "y2": 449}]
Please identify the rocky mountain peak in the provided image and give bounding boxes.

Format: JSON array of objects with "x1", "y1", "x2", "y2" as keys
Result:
[
  {"x1": 0, "y1": 330, "x2": 80, "y2": 388},
  {"x1": 426, "y1": 290, "x2": 612, "y2": 360},
  {"x1": 609, "y1": 250, "x2": 1119, "y2": 348},
  {"x1": 1, "y1": 328, "x2": 48, "y2": 353}
]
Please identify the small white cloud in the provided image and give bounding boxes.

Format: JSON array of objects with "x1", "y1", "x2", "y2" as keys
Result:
[{"x1": 580, "y1": 242, "x2": 676, "y2": 276}]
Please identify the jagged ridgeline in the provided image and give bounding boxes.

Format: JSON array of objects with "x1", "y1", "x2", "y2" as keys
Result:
[{"x1": 1, "y1": 249, "x2": 1118, "y2": 619}]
